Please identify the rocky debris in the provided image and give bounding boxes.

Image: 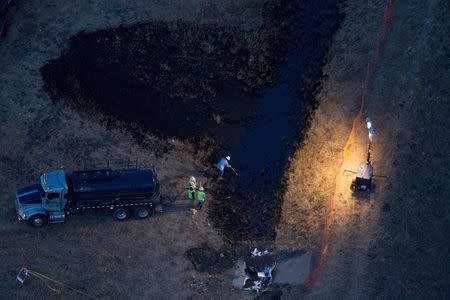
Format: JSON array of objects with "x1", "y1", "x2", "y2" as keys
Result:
[{"x1": 232, "y1": 259, "x2": 275, "y2": 293}]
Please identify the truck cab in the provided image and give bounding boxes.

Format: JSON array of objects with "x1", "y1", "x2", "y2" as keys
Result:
[{"x1": 15, "y1": 170, "x2": 68, "y2": 227}]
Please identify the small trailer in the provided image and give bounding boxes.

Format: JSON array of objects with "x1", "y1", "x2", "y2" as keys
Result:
[{"x1": 15, "y1": 167, "x2": 161, "y2": 227}]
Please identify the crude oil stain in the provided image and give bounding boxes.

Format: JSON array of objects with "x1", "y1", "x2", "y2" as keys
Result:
[
  {"x1": 209, "y1": 0, "x2": 341, "y2": 240},
  {"x1": 40, "y1": 0, "x2": 342, "y2": 241}
]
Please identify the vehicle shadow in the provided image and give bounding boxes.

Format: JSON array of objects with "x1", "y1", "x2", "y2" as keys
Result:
[{"x1": 162, "y1": 203, "x2": 193, "y2": 213}]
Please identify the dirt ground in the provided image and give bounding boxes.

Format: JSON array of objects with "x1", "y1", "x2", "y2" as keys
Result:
[
  {"x1": 1, "y1": 0, "x2": 449, "y2": 299},
  {"x1": 0, "y1": 1, "x2": 267, "y2": 299},
  {"x1": 277, "y1": 0, "x2": 449, "y2": 298},
  {"x1": 34, "y1": 0, "x2": 318, "y2": 243}
]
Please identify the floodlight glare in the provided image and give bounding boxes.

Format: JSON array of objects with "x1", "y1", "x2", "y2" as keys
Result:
[{"x1": 365, "y1": 117, "x2": 372, "y2": 129}]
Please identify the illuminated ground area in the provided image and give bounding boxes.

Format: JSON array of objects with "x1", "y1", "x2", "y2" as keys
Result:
[{"x1": 277, "y1": 0, "x2": 449, "y2": 298}]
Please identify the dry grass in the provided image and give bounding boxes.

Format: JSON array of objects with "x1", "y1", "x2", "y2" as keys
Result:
[
  {"x1": 276, "y1": 0, "x2": 450, "y2": 298},
  {"x1": 276, "y1": 0, "x2": 386, "y2": 249},
  {"x1": 0, "y1": 1, "x2": 265, "y2": 298}
]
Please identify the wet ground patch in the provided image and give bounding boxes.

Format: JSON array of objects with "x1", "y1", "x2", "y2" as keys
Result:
[
  {"x1": 185, "y1": 243, "x2": 235, "y2": 273},
  {"x1": 40, "y1": 0, "x2": 342, "y2": 241}
]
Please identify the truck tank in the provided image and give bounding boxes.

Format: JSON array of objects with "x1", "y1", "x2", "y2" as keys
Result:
[{"x1": 68, "y1": 169, "x2": 160, "y2": 207}]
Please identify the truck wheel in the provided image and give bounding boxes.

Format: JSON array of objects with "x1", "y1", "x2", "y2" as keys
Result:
[
  {"x1": 29, "y1": 215, "x2": 47, "y2": 228},
  {"x1": 113, "y1": 208, "x2": 130, "y2": 221},
  {"x1": 135, "y1": 206, "x2": 152, "y2": 219}
]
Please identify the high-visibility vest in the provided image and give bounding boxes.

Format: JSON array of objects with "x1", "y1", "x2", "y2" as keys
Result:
[
  {"x1": 188, "y1": 187, "x2": 195, "y2": 200},
  {"x1": 196, "y1": 190, "x2": 205, "y2": 202}
]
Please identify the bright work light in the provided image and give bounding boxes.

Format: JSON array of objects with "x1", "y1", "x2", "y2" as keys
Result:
[
  {"x1": 366, "y1": 117, "x2": 374, "y2": 142},
  {"x1": 365, "y1": 117, "x2": 372, "y2": 129}
]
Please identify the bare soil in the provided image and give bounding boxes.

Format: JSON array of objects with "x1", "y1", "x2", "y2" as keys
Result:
[
  {"x1": 0, "y1": 0, "x2": 268, "y2": 299},
  {"x1": 36, "y1": 0, "x2": 341, "y2": 242},
  {"x1": 277, "y1": 0, "x2": 450, "y2": 298},
  {"x1": 1, "y1": 0, "x2": 449, "y2": 299}
]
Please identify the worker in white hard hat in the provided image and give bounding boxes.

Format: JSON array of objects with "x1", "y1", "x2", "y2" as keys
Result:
[
  {"x1": 216, "y1": 156, "x2": 231, "y2": 177},
  {"x1": 189, "y1": 176, "x2": 196, "y2": 187}
]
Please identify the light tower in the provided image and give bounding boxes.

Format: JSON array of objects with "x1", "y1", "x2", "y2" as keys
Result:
[{"x1": 351, "y1": 117, "x2": 375, "y2": 191}]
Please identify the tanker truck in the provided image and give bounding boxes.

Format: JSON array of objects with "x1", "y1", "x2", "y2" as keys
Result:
[{"x1": 15, "y1": 167, "x2": 160, "y2": 227}]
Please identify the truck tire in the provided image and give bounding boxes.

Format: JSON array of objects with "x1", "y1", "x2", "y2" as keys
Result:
[
  {"x1": 113, "y1": 208, "x2": 130, "y2": 221},
  {"x1": 135, "y1": 206, "x2": 152, "y2": 219},
  {"x1": 29, "y1": 214, "x2": 48, "y2": 228}
]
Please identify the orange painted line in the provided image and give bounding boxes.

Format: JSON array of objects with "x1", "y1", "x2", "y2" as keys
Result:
[{"x1": 303, "y1": 0, "x2": 394, "y2": 291}]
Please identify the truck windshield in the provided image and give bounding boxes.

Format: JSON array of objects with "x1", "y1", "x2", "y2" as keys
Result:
[{"x1": 38, "y1": 184, "x2": 46, "y2": 198}]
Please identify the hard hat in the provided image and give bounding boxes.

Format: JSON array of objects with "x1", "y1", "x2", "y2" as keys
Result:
[
  {"x1": 226, "y1": 156, "x2": 231, "y2": 161},
  {"x1": 190, "y1": 176, "x2": 196, "y2": 182},
  {"x1": 199, "y1": 186, "x2": 204, "y2": 191}
]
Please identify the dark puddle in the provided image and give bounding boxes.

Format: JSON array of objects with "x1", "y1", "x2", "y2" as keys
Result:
[
  {"x1": 232, "y1": 0, "x2": 341, "y2": 190},
  {"x1": 209, "y1": 0, "x2": 341, "y2": 240},
  {"x1": 41, "y1": 0, "x2": 341, "y2": 241},
  {"x1": 41, "y1": 0, "x2": 298, "y2": 145}
]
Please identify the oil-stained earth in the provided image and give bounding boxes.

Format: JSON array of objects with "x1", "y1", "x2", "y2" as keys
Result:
[
  {"x1": 41, "y1": 0, "x2": 299, "y2": 144},
  {"x1": 40, "y1": 0, "x2": 340, "y2": 241}
]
